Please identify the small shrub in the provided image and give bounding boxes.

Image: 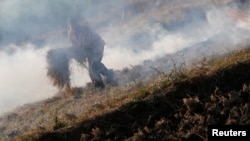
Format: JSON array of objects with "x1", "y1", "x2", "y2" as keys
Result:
[{"x1": 53, "y1": 114, "x2": 66, "y2": 131}]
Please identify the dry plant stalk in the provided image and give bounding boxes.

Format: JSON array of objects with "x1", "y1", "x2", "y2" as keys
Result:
[
  {"x1": 46, "y1": 47, "x2": 88, "y2": 91},
  {"x1": 46, "y1": 48, "x2": 71, "y2": 88}
]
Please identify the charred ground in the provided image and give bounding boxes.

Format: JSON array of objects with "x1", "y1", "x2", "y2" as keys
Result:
[
  {"x1": 1, "y1": 0, "x2": 250, "y2": 141},
  {"x1": 10, "y1": 48, "x2": 250, "y2": 141}
]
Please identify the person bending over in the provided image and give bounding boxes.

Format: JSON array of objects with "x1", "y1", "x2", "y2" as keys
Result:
[{"x1": 67, "y1": 17, "x2": 114, "y2": 88}]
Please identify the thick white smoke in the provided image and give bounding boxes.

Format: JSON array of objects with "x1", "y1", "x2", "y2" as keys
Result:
[
  {"x1": 0, "y1": 44, "x2": 57, "y2": 115},
  {"x1": 0, "y1": 0, "x2": 250, "y2": 116}
]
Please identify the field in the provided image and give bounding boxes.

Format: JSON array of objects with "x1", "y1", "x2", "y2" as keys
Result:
[{"x1": 0, "y1": 0, "x2": 250, "y2": 140}]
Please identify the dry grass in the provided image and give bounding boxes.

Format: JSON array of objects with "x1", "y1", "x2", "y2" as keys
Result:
[
  {"x1": 46, "y1": 48, "x2": 71, "y2": 88},
  {"x1": 7, "y1": 47, "x2": 250, "y2": 141},
  {"x1": 1, "y1": 0, "x2": 249, "y2": 140}
]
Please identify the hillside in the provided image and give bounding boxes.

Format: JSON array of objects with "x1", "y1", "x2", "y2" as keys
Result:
[
  {"x1": 0, "y1": 0, "x2": 250, "y2": 140},
  {"x1": 10, "y1": 46, "x2": 250, "y2": 141}
]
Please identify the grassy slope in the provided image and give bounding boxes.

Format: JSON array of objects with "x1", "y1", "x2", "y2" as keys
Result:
[
  {"x1": 12, "y1": 48, "x2": 250, "y2": 141},
  {"x1": 1, "y1": 0, "x2": 249, "y2": 140}
]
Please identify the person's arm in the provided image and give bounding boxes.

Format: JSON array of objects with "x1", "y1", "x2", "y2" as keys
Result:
[
  {"x1": 68, "y1": 30, "x2": 81, "y2": 47},
  {"x1": 79, "y1": 25, "x2": 93, "y2": 47}
]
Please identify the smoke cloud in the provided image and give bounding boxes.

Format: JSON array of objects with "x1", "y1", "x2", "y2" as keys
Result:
[
  {"x1": 1, "y1": 0, "x2": 250, "y2": 115},
  {"x1": 0, "y1": 44, "x2": 57, "y2": 115}
]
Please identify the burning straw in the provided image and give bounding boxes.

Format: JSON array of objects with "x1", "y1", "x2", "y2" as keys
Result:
[
  {"x1": 46, "y1": 48, "x2": 71, "y2": 88},
  {"x1": 46, "y1": 47, "x2": 88, "y2": 89}
]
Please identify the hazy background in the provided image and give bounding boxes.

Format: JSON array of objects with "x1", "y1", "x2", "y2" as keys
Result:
[{"x1": 0, "y1": 0, "x2": 249, "y2": 115}]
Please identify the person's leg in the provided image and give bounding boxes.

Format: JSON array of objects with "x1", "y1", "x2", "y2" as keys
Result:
[
  {"x1": 88, "y1": 58, "x2": 105, "y2": 88},
  {"x1": 90, "y1": 53, "x2": 114, "y2": 85},
  {"x1": 87, "y1": 42, "x2": 114, "y2": 87},
  {"x1": 92, "y1": 46, "x2": 114, "y2": 84},
  {"x1": 98, "y1": 63, "x2": 114, "y2": 84}
]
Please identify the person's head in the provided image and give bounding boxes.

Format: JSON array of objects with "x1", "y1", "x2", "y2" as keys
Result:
[
  {"x1": 68, "y1": 17, "x2": 88, "y2": 31},
  {"x1": 68, "y1": 17, "x2": 79, "y2": 31}
]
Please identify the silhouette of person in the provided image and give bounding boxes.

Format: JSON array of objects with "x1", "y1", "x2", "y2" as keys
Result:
[{"x1": 67, "y1": 17, "x2": 114, "y2": 88}]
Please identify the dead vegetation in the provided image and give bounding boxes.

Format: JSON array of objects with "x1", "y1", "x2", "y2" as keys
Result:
[
  {"x1": 46, "y1": 48, "x2": 71, "y2": 88},
  {"x1": 1, "y1": 0, "x2": 250, "y2": 140},
  {"x1": 8, "y1": 48, "x2": 250, "y2": 141}
]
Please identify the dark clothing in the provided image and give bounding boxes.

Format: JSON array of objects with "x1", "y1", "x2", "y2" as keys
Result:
[
  {"x1": 68, "y1": 23, "x2": 105, "y2": 52},
  {"x1": 68, "y1": 22, "x2": 113, "y2": 87}
]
